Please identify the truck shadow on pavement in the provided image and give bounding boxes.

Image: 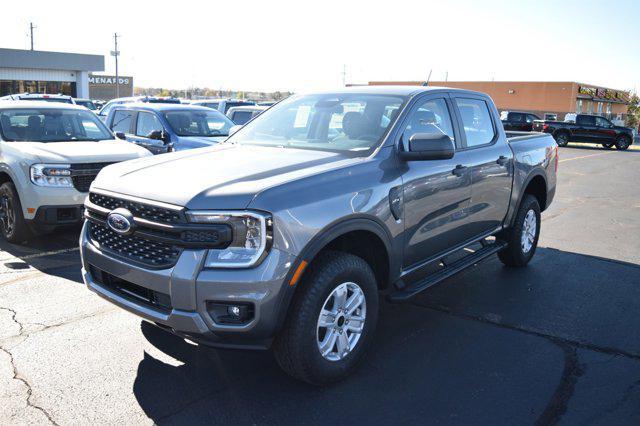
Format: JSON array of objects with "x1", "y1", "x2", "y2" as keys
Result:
[
  {"x1": 0, "y1": 227, "x2": 82, "y2": 283},
  {"x1": 132, "y1": 247, "x2": 640, "y2": 425}
]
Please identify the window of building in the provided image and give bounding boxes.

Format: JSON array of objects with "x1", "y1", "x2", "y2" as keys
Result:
[
  {"x1": 597, "y1": 102, "x2": 603, "y2": 115},
  {"x1": 455, "y1": 98, "x2": 495, "y2": 148},
  {"x1": 576, "y1": 99, "x2": 583, "y2": 113},
  {"x1": 0, "y1": 80, "x2": 76, "y2": 97}
]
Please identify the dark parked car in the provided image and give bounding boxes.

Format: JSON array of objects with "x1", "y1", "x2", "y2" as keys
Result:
[
  {"x1": 105, "y1": 103, "x2": 234, "y2": 154},
  {"x1": 533, "y1": 114, "x2": 634, "y2": 149},
  {"x1": 81, "y1": 86, "x2": 557, "y2": 384},
  {"x1": 501, "y1": 111, "x2": 540, "y2": 131}
]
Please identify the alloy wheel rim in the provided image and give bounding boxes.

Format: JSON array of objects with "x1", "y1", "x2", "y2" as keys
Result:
[
  {"x1": 316, "y1": 282, "x2": 367, "y2": 362},
  {"x1": 521, "y1": 209, "x2": 537, "y2": 253}
]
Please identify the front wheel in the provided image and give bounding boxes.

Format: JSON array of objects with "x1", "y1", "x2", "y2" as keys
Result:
[
  {"x1": 273, "y1": 251, "x2": 379, "y2": 385},
  {"x1": 498, "y1": 194, "x2": 541, "y2": 267},
  {"x1": 615, "y1": 135, "x2": 631, "y2": 150},
  {"x1": 0, "y1": 182, "x2": 32, "y2": 244}
]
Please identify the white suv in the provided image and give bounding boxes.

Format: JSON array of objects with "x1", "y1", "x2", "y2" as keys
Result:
[{"x1": 0, "y1": 101, "x2": 151, "y2": 243}]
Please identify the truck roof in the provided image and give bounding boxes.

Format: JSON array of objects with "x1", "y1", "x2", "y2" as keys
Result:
[
  {"x1": 111, "y1": 102, "x2": 218, "y2": 112},
  {"x1": 0, "y1": 100, "x2": 89, "y2": 111},
  {"x1": 308, "y1": 85, "x2": 488, "y2": 97}
]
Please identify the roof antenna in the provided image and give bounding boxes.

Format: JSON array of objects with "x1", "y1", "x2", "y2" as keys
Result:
[{"x1": 423, "y1": 69, "x2": 432, "y2": 86}]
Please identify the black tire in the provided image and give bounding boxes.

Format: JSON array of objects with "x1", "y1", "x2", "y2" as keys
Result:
[
  {"x1": 615, "y1": 135, "x2": 631, "y2": 150},
  {"x1": 554, "y1": 131, "x2": 569, "y2": 147},
  {"x1": 273, "y1": 251, "x2": 379, "y2": 385},
  {"x1": 497, "y1": 194, "x2": 541, "y2": 267},
  {"x1": 602, "y1": 142, "x2": 614, "y2": 149},
  {"x1": 0, "y1": 182, "x2": 32, "y2": 244}
]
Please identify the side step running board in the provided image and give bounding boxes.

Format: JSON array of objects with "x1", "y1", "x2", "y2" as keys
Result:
[{"x1": 387, "y1": 241, "x2": 507, "y2": 303}]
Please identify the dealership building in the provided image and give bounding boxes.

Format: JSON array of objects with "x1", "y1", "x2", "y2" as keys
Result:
[
  {"x1": 0, "y1": 47, "x2": 105, "y2": 98},
  {"x1": 368, "y1": 81, "x2": 631, "y2": 123}
]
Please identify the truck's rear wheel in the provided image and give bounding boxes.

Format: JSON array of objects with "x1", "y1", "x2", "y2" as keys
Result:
[
  {"x1": 0, "y1": 182, "x2": 32, "y2": 244},
  {"x1": 273, "y1": 251, "x2": 378, "y2": 385},
  {"x1": 615, "y1": 135, "x2": 631, "y2": 150},
  {"x1": 498, "y1": 195, "x2": 541, "y2": 267},
  {"x1": 554, "y1": 132, "x2": 569, "y2": 147}
]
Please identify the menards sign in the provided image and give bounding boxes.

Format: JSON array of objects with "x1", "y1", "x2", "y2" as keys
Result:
[
  {"x1": 89, "y1": 76, "x2": 132, "y2": 85},
  {"x1": 578, "y1": 86, "x2": 628, "y2": 102}
]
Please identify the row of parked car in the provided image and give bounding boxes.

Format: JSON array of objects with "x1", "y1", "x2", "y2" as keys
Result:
[{"x1": 501, "y1": 110, "x2": 635, "y2": 150}]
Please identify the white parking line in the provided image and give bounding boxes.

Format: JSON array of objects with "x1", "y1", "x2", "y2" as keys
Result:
[
  {"x1": 0, "y1": 247, "x2": 79, "y2": 263},
  {"x1": 558, "y1": 152, "x2": 613, "y2": 163}
]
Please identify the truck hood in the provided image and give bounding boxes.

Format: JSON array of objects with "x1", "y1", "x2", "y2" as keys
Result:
[
  {"x1": 175, "y1": 135, "x2": 227, "y2": 149},
  {"x1": 92, "y1": 143, "x2": 362, "y2": 209},
  {"x1": 15, "y1": 140, "x2": 150, "y2": 163}
]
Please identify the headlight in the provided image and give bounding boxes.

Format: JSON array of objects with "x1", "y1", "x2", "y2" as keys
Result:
[
  {"x1": 30, "y1": 164, "x2": 73, "y2": 188},
  {"x1": 186, "y1": 210, "x2": 272, "y2": 268}
]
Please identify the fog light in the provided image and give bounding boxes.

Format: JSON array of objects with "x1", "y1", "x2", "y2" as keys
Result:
[{"x1": 207, "y1": 302, "x2": 254, "y2": 325}]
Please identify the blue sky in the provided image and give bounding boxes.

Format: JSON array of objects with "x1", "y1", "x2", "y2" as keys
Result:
[{"x1": 2, "y1": 0, "x2": 639, "y2": 92}]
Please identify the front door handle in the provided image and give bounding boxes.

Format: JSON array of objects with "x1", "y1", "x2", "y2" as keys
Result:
[
  {"x1": 497, "y1": 155, "x2": 509, "y2": 166},
  {"x1": 452, "y1": 164, "x2": 467, "y2": 177}
]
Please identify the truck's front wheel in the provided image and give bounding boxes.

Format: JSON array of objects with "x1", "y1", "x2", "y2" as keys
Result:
[
  {"x1": 497, "y1": 194, "x2": 541, "y2": 267},
  {"x1": 0, "y1": 182, "x2": 32, "y2": 244},
  {"x1": 273, "y1": 251, "x2": 379, "y2": 385},
  {"x1": 553, "y1": 131, "x2": 569, "y2": 147}
]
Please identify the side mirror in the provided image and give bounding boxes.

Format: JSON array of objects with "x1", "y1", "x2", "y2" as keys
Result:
[
  {"x1": 115, "y1": 131, "x2": 126, "y2": 140},
  {"x1": 399, "y1": 133, "x2": 455, "y2": 161},
  {"x1": 229, "y1": 125, "x2": 242, "y2": 136},
  {"x1": 148, "y1": 129, "x2": 171, "y2": 144}
]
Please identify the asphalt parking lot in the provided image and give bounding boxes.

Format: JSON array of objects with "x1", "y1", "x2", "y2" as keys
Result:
[{"x1": 1, "y1": 143, "x2": 639, "y2": 425}]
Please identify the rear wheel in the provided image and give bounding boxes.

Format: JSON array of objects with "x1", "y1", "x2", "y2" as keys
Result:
[
  {"x1": 615, "y1": 135, "x2": 631, "y2": 150},
  {"x1": 0, "y1": 182, "x2": 32, "y2": 244},
  {"x1": 273, "y1": 251, "x2": 379, "y2": 385},
  {"x1": 498, "y1": 195, "x2": 541, "y2": 267},
  {"x1": 554, "y1": 132, "x2": 569, "y2": 147}
]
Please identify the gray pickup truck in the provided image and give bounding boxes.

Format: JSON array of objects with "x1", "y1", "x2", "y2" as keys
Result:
[{"x1": 80, "y1": 86, "x2": 557, "y2": 384}]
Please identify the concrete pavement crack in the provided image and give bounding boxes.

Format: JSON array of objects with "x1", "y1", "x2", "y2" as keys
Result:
[{"x1": 0, "y1": 310, "x2": 59, "y2": 425}]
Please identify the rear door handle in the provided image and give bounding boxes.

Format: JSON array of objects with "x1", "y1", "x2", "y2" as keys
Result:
[
  {"x1": 452, "y1": 164, "x2": 467, "y2": 177},
  {"x1": 497, "y1": 155, "x2": 509, "y2": 166}
]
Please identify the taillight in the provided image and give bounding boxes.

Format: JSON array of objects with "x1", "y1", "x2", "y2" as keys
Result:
[
  {"x1": 543, "y1": 124, "x2": 549, "y2": 131},
  {"x1": 554, "y1": 146, "x2": 559, "y2": 173}
]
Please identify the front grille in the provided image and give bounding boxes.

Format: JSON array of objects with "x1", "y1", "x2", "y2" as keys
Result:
[
  {"x1": 90, "y1": 265, "x2": 172, "y2": 313},
  {"x1": 89, "y1": 221, "x2": 181, "y2": 268},
  {"x1": 70, "y1": 163, "x2": 114, "y2": 193},
  {"x1": 89, "y1": 192, "x2": 184, "y2": 224}
]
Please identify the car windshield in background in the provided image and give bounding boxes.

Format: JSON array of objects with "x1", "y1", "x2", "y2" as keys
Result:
[
  {"x1": 163, "y1": 109, "x2": 234, "y2": 137},
  {"x1": 226, "y1": 93, "x2": 406, "y2": 155},
  {"x1": 0, "y1": 108, "x2": 114, "y2": 142},
  {"x1": 75, "y1": 100, "x2": 97, "y2": 110},
  {"x1": 223, "y1": 101, "x2": 254, "y2": 113}
]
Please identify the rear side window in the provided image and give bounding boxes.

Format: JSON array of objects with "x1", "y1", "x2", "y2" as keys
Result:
[
  {"x1": 455, "y1": 98, "x2": 495, "y2": 148},
  {"x1": 111, "y1": 110, "x2": 133, "y2": 133},
  {"x1": 230, "y1": 110, "x2": 254, "y2": 125},
  {"x1": 136, "y1": 112, "x2": 163, "y2": 137},
  {"x1": 509, "y1": 112, "x2": 524, "y2": 122}
]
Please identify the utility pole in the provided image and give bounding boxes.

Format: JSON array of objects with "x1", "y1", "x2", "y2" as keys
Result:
[
  {"x1": 341, "y1": 64, "x2": 346, "y2": 86},
  {"x1": 111, "y1": 33, "x2": 121, "y2": 97},
  {"x1": 29, "y1": 22, "x2": 36, "y2": 50},
  {"x1": 445, "y1": 71, "x2": 448, "y2": 82}
]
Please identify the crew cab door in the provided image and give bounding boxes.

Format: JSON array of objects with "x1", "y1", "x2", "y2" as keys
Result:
[
  {"x1": 451, "y1": 96, "x2": 513, "y2": 235},
  {"x1": 594, "y1": 116, "x2": 617, "y2": 142},
  {"x1": 399, "y1": 94, "x2": 475, "y2": 268},
  {"x1": 574, "y1": 115, "x2": 597, "y2": 142},
  {"x1": 130, "y1": 111, "x2": 170, "y2": 154}
]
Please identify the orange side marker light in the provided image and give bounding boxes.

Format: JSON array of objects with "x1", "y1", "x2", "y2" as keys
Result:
[{"x1": 289, "y1": 260, "x2": 308, "y2": 287}]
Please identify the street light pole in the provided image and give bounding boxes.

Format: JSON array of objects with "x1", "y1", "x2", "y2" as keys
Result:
[
  {"x1": 112, "y1": 33, "x2": 121, "y2": 98},
  {"x1": 29, "y1": 22, "x2": 36, "y2": 50}
]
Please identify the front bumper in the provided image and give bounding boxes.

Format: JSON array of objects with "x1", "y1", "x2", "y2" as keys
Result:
[
  {"x1": 79, "y1": 221, "x2": 296, "y2": 349},
  {"x1": 20, "y1": 184, "x2": 87, "y2": 220}
]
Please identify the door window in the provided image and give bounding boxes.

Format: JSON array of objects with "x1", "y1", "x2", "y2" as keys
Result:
[
  {"x1": 510, "y1": 112, "x2": 524, "y2": 122},
  {"x1": 402, "y1": 98, "x2": 454, "y2": 150},
  {"x1": 455, "y1": 98, "x2": 495, "y2": 147},
  {"x1": 595, "y1": 117, "x2": 611, "y2": 128},
  {"x1": 111, "y1": 110, "x2": 133, "y2": 133},
  {"x1": 136, "y1": 112, "x2": 163, "y2": 137}
]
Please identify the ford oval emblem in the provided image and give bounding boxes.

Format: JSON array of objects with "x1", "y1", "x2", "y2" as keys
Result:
[{"x1": 106, "y1": 208, "x2": 134, "y2": 235}]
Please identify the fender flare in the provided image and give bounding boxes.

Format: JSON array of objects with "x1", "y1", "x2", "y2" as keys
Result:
[
  {"x1": 272, "y1": 215, "x2": 395, "y2": 335},
  {"x1": 509, "y1": 170, "x2": 547, "y2": 227}
]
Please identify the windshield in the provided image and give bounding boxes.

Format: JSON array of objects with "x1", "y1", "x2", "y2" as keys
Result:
[
  {"x1": 225, "y1": 93, "x2": 406, "y2": 155},
  {"x1": 0, "y1": 108, "x2": 114, "y2": 142},
  {"x1": 75, "y1": 100, "x2": 96, "y2": 110},
  {"x1": 163, "y1": 109, "x2": 234, "y2": 137}
]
